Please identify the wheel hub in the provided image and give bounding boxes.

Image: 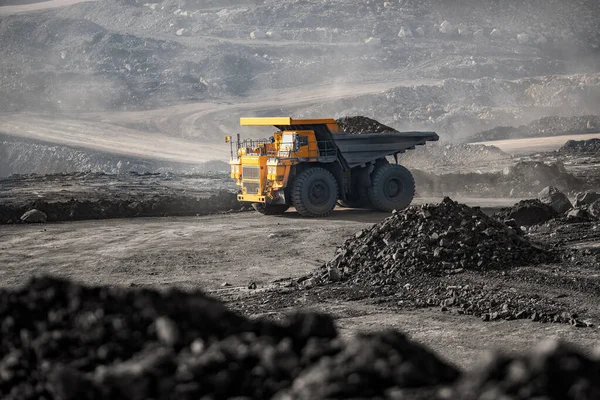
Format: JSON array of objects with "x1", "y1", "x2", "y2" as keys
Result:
[
  {"x1": 309, "y1": 180, "x2": 329, "y2": 206},
  {"x1": 384, "y1": 177, "x2": 403, "y2": 200}
]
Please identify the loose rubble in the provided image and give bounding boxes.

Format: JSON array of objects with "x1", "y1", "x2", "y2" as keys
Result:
[
  {"x1": 538, "y1": 185, "x2": 573, "y2": 214},
  {"x1": 560, "y1": 138, "x2": 600, "y2": 153},
  {"x1": 453, "y1": 340, "x2": 600, "y2": 400},
  {"x1": 1, "y1": 190, "x2": 243, "y2": 224},
  {"x1": 19, "y1": 209, "x2": 48, "y2": 223},
  {"x1": 494, "y1": 199, "x2": 557, "y2": 227},
  {"x1": 0, "y1": 276, "x2": 458, "y2": 400},
  {"x1": 3, "y1": 276, "x2": 600, "y2": 400},
  {"x1": 322, "y1": 197, "x2": 551, "y2": 284}
]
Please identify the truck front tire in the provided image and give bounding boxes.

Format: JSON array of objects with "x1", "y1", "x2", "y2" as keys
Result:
[
  {"x1": 291, "y1": 167, "x2": 339, "y2": 217},
  {"x1": 252, "y1": 203, "x2": 290, "y2": 215},
  {"x1": 368, "y1": 164, "x2": 415, "y2": 212}
]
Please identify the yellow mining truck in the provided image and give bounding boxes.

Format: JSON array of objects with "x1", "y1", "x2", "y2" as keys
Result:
[{"x1": 227, "y1": 117, "x2": 438, "y2": 217}]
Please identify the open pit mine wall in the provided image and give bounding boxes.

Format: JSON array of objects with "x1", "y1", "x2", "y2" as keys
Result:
[{"x1": 0, "y1": 133, "x2": 229, "y2": 177}]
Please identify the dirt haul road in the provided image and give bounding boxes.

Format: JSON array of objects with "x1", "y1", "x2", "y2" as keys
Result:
[
  {"x1": 3, "y1": 198, "x2": 600, "y2": 368},
  {"x1": 0, "y1": 81, "x2": 434, "y2": 163},
  {"x1": 0, "y1": 0, "x2": 95, "y2": 15}
]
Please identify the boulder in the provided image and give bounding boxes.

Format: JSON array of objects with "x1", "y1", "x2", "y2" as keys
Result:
[
  {"x1": 588, "y1": 199, "x2": 600, "y2": 218},
  {"x1": 538, "y1": 186, "x2": 573, "y2": 214},
  {"x1": 265, "y1": 31, "x2": 280, "y2": 40},
  {"x1": 473, "y1": 29, "x2": 485, "y2": 40},
  {"x1": 457, "y1": 24, "x2": 470, "y2": 37},
  {"x1": 364, "y1": 37, "x2": 382, "y2": 46},
  {"x1": 490, "y1": 28, "x2": 502, "y2": 39},
  {"x1": 415, "y1": 27, "x2": 425, "y2": 37},
  {"x1": 496, "y1": 199, "x2": 556, "y2": 227},
  {"x1": 575, "y1": 191, "x2": 600, "y2": 207},
  {"x1": 250, "y1": 30, "x2": 266, "y2": 40},
  {"x1": 20, "y1": 209, "x2": 47, "y2": 223},
  {"x1": 175, "y1": 28, "x2": 188, "y2": 36},
  {"x1": 517, "y1": 33, "x2": 530, "y2": 44},
  {"x1": 567, "y1": 208, "x2": 592, "y2": 221},
  {"x1": 398, "y1": 27, "x2": 412, "y2": 38},
  {"x1": 439, "y1": 20, "x2": 454, "y2": 35}
]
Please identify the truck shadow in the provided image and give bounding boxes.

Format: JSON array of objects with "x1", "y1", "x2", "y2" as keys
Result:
[{"x1": 279, "y1": 207, "x2": 390, "y2": 223}]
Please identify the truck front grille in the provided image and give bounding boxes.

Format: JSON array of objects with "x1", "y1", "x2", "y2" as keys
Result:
[
  {"x1": 242, "y1": 166, "x2": 260, "y2": 179},
  {"x1": 243, "y1": 181, "x2": 260, "y2": 194}
]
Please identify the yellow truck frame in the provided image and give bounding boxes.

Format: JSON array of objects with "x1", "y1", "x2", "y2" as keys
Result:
[{"x1": 227, "y1": 117, "x2": 438, "y2": 217}]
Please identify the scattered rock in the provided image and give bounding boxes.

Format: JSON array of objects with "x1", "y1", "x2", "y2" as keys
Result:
[
  {"x1": 566, "y1": 208, "x2": 593, "y2": 221},
  {"x1": 327, "y1": 265, "x2": 341, "y2": 282},
  {"x1": 364, "y1": 37, "x2": 382, "y2": 46},
  {"x1": 250, "y1": 30, "x2": 266, "y2": 40},
  {"x1": 494, "y1": 199, "x2": 557, "y2": 226},
  {"x1": 560, "y1": 138, "x2": 600, "y2": 153},
  {"x1": 398, "y1": 27, "x2": 412, "y2": 38},
  {"x1": 289, "y1": 330, "x2": 459, "y2": 399},
  {"x1": 517, "y1": 33, "x2": 530, "y2": 44},
  {"x1": 489, "y1": 28, "x2": 502, "y2": 38},
  {"x1": 320, "y1": 197, "x2": 551, "y2": 285},
  {"x1": 439, "y1": 20, "x2": 454, "y2": 35},
  {"x1": 575, "y1": 191, "x2": 600, "y2": 207},
  {"x1": 2, "y1": 189, "x2": 242, "y2": 224},
  {"x1": 538, "y1": 186, "x2": 573, "y2": 214},
  {"x1": 265, "y1": 31, "x2": 280, "y2": 40},
  {"x1": 154, "y1": 316, "x2": 180, "y2": 346},
  {"x1": 453, "y1": 340, "x2": 600, "y2": 399},
  {"x1": 457, "y1": 24, "x2": 470, "y2": 37},
  {"x1": 20, "y1": 209, "x2": 47, "y2": 223}
]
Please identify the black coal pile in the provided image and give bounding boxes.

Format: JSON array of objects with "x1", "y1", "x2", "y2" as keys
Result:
[
  {"x1": 494, "y1": 199, "x2": 558, "y2": 227},
  {"x1": 560, "y1": 138, "x2": 600, "y2": 153},
  {"x1": 0, "y1": 276, "x2": 459, "y2": 400},
  {"x1": 336, "y1": 116, "x2": 398, "y2": 134},
  {"x1": 0, "y1": 190, "x2": 243, "y2": 224},
  {"x1": 453, "y1": 340, "x2": 600, "y2": 400},
  {"x1": 322, "y1": 198, "x2": 551, "y2": 285}
]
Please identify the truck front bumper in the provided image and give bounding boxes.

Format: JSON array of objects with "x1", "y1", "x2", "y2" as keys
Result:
[
  {"x1": 237, "y1": 194, "x2": 266, "y2": 203},
  {"x1": 237, "y1": 189, "x2": 286, "y2": 204}
]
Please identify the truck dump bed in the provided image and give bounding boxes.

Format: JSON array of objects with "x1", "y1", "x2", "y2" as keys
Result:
[{"x1": 332, "y1": 131, "x2": 439, "y2": 168}]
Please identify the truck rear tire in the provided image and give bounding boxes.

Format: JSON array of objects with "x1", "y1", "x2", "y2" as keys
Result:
[
  {"x1": 368, "y1": 164, "x2": 415, "y2": 212},
  {"x1": 291, "y1": 167, "x2": 339, "y2": 217},
  {"x1": 252, "y1": 203, "x2": 290, "y2": 215}
]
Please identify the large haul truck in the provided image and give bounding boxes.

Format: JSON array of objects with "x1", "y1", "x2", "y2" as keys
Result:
[{"x1": 227, "y1": 117, "x2": 438, "y2": 217}]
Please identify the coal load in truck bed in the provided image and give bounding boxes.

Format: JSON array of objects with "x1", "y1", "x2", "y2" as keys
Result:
[
  {"x1": 323, "y1": 197, "x2": 552, "y2": 286},
  {"x1": 335, "y1": 116, "x2": 399, "y2": 134},
  {"x1": 0, "y1": 277, "x2": 459, "y2": 400}
]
